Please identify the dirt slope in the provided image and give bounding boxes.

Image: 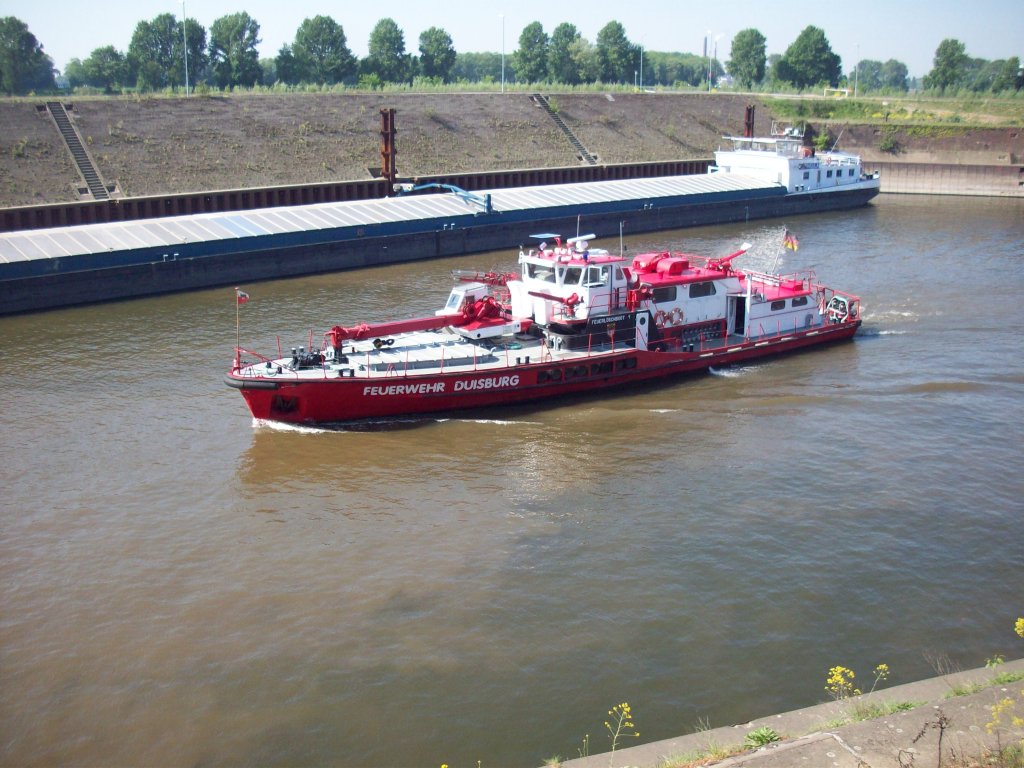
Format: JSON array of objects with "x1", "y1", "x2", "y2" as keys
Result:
[
  {"x1": 2, "y1": 92, "x2": 1018, "y2": 208},
  {"x1": 0, "y1": 92, "x2": 760, "y2": 206}
]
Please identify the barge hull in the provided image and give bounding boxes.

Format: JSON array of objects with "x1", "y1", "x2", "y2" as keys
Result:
[{"x1": 0, "y1": 183, "x2": 877, "y2": 315}]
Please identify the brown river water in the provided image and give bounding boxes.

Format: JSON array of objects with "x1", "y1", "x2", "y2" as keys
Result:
[{"x1": 1, "y1": 195, "x2": 1022, "y2": 767}]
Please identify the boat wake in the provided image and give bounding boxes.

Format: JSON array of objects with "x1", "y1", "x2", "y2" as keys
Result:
[
  {"x1": 252, "y1": 418, "x2": 333, "y2": 434},
  {"x1": 857, "y1": 326, "x2": 907, "y2": 338},
  {"x1": 254, "y1": 415, "x2": 540, "y2": 433},
  {"x1": 436, "y1": 418, "x2": 543, "y2": 426},
  {"x1": 709, "y1": 364, "x2": 763, "y2": 378}
]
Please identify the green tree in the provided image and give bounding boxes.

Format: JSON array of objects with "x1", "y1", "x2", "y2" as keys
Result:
[
  {"x1": 925, "y1": 38, "x2": 968, "y2": 91},
  {"x1": 992, "y1": 56, "x2": 1021, "y2": 92},
  {"x1": 209, "y1": 12, "x2": 261, "y2": 88},
  {"x1": 547, "y1": 23, "x2": 581, "y2": 84},
  {"x1": 966, "y1": 57, "x2": 1000, "y2": 92},
  {"x1": 63, "y1": 58, "x2": 87, "y2": 88},
  {"x1": 79, "y1": 45, "x2": 129, "y2": 92},
  {"x1": 273, "y1": 45, "x2": 298, "y2": 84},
  {"x1": 644, "y1": 52, "x2": 706, "y2": 87},
  {"x1": 366, "y1": 18, "x2": 411, "y2": 83},
  {"x1": 178, "y1": 18, "x2": 208, "y2": 88},
  {"x1": 880, "y1": 59, "x2": 908, "y2": 91},
  {"x1": 292, "y1": 15, "x2": 355, "y2": 84},
  {"x1": 418, "y1": 26, "x2": 455, "y2": 82},
  {"x1": 727, "y1": 28, "x2": 766, "y2": 88},
  {"x1": 452, "y1": 51, "x2": 502, "y2": 82},
  {"x1": 258, "y1": 56, "x2": 278, "y2": 86},
  {"x1": 511, "y1": 21, "x2": 548, "y2": 84},
  {"x1": 776, "y1": 25, "x2": 841, "y2": 89},
  {"x1": 127, "y1": 13, "x2": 178, "y2": 90},
  {"x1": 851, "y1": 59, "x2": 882, "y2": 91},
  {"x1": 0, "y1": 16, "x2": 55, "y2": 95},
  {"x1": 595, "y1": 20, "x2": 636, "y2": 84},
  {"x1": 569, "y1": 38, "x2": 601, "y2": 84}
]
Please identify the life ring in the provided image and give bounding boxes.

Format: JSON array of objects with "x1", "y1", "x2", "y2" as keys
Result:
[
  {"x1": 669, "y1": 307, "x2": 684, "y2": 325},
  {"x1": 654, "y1": 310, "x2": 668, "y2": 328}
]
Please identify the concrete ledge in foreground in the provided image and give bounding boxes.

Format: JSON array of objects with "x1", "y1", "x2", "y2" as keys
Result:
[{"x1": 556, "y1": 658, "x2": 1024, "y2": 768}]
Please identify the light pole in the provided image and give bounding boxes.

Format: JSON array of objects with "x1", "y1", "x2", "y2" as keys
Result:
[
  {"x1": 706, "y1": 30, "x2": 712, "y2": 92},
  {"x1": 854, "y1": 43, "x2": 860, "y2": 98},
  {"x1": 499, "y1": 14, "x2": 505, "y2": 93},
  {"x1": 180, "y1": 0, "x2": 189, "y2": 96},
  {"x1": 708, "y1": 33, "x2": 721, "y2": 92},
  {"x1": 639, "y1": 44, "x2": 643, "y2": 91}
]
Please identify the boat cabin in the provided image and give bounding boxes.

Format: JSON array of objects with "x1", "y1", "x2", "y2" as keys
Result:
[
  {"x1": 508, "y1": 234, "x2": 635, "y2": 326},
  {"x1": 709, "y1": 124, "x2": 878, "y2": 194}
]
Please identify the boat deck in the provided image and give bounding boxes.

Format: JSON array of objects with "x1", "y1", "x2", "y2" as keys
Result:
[{"x1": 236, "y1": 318, "x2": 838, "y2": 383}]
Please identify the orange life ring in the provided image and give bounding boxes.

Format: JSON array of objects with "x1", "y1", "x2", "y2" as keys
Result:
[
  {"x1": 669, "y1": 307, "x2": 684, "y2": 325},
  {"x1": 654, "y1": 310, "x2": 668, "y2": 328}
]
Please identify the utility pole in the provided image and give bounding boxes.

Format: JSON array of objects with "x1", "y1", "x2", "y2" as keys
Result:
[{"x1": 180, "y1": 0, "x2": 189, "y2": 96}]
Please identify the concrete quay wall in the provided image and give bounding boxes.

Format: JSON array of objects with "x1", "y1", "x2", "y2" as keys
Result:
[
  {"x1": 559, "y1": 658, "x2": 1024, "y2": 768},
  {"x1": 865, "y1": 160, "x2": 1024, "y2": 196}
]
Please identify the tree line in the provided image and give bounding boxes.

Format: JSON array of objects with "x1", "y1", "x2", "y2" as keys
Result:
[{"x1": 1, "y1": 13, "x2": 1020, "y2": 97}]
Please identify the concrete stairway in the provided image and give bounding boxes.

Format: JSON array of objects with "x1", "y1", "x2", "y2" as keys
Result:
[
  {"x1": 532, "y1": 93, "x2": 598, "y2": 165},
  {"x1": 46, "y1": 102, "x2": 109, "y2": 200}
]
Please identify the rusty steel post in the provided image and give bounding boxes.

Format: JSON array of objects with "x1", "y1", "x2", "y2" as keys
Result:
[{"x1": 380, "y1": 108, "x2": 397, "y2": 186}]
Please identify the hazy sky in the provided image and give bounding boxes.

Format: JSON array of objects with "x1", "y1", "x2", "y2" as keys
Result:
[{"x1": 5, "y1": 0, "x2": 1022, "y2": 79}]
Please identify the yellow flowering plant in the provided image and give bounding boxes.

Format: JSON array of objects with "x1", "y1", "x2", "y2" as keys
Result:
[
  {"x1": 825, "y1": 663, "x2": 891, "y2": 701},
  {"x1": 604, "y1": 701, "x2": 640, "y2": 761}
]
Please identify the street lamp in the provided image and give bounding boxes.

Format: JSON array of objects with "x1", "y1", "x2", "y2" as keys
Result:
[
  {"x1": 499, "y1": 14, "x2": 505, "y2": 93},
  {"x1": 708, "y1": 33, "x2": 722, "y2": 92},
  {"x1": 706, "y1": 30, "x2": 712, "y2": 92},
  {"x1": 639, "y1": 44, "x2": 643, "y2": 91},
  {"x1": 854, "y1": 43, "x2": 860, "y2": 98},
  {"x1": 180, "y1": 0, "x2": 189, "y2": 96}
]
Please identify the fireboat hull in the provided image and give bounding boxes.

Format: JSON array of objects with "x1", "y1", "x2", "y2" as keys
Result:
[{"x1": 227, "y1": 321, "x2": 859, "y2": 424}]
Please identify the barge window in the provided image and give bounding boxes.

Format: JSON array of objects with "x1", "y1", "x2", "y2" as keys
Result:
[
  {"x1": 653, "y1": 286, "x2": 677, "y2": 303},
  {"x1": 770, "y1": 300, "x2": 786, "y2": 311},
  {"x1": 591, "y1": 361, "x2": 614, "y2": 375},
  {"x1": 689, "y1": 282, "x2": 717, "y2": 299},
  {"x1": 803, "y1": 171, "x2": 810, "y2": 180},
  {"x1": 537, "y1": 369, "x2": 563, "y2": 383},
  {"x1": 792, "y1": 296, "x2": 809, "y2": 307},
  {"x1": 849, "y1": 169, "x2": 855, "y2": 176},
  {"x1": 615, "y1": 357, "x2": 638, "y2": 371}
]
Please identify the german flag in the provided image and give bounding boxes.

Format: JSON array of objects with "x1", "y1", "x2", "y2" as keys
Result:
[{"x1": 783, "y1": 230, "x2": 799, "y2": 251}]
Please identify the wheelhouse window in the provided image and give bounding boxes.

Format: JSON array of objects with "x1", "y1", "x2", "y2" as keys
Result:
[
  {"x1": 848, "y1": 168, "x2": 855, "y2": 176},
  {"x1": 653, "y1": 286, "x2": 677, "y2": 303},
  {"x1": 584, "y1": 266, "x2": 608, "y2": 287},
  {"x1": 561, "y1": 266, "x2": 583, "y2": 285},
  {"x1": 791, "y1": 296, "x2": 809, "y2": 307},
  {"x1": 689, "y1": 282, "x2": 717, "y2": 299},
  {"x1": 826, "y1": 170, "x2": 834, "y2": 178},
  {"x1": 770, "y1": 300, "x2": 786, "y2": 311},
  {"x1": 527, "y1": 263, "x2": 556, "y2": 282},
  {"x1": 803, "y1": 171, "x2": 810, "y2": 180}
]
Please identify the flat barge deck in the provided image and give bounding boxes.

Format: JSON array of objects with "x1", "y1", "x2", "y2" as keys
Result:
[{"x1": 0, "y1": 173, "x2": 877, "y2": 315}]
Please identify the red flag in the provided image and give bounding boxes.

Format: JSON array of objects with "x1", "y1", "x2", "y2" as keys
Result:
[
  {"x1": 783, "y1": 231, "x2": 799, "y2": 251},
  {"x1": 235, "y1": 288, "x2": 249, "y2": 305}
]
